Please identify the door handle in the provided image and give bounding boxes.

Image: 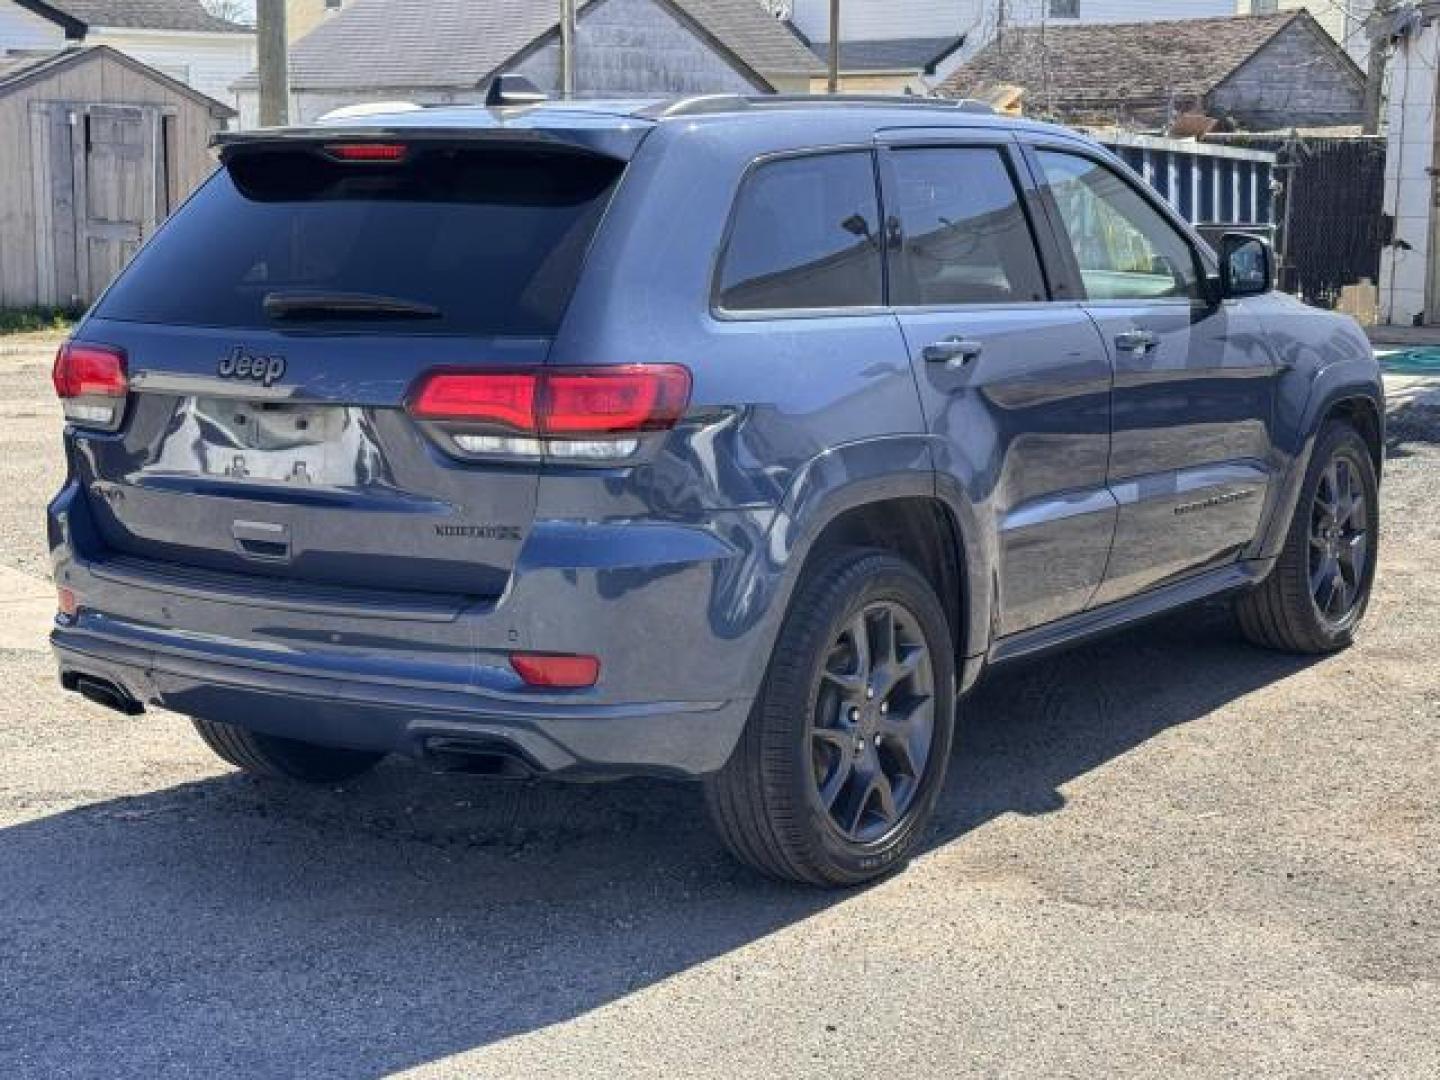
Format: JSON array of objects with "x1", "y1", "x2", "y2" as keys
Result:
[
  {"x1": 923, "y1": 337, "x2": 984, "y2": 368},
  {"x1": 1115, "y1": 330, "x2": 1160, "y2": 355}
]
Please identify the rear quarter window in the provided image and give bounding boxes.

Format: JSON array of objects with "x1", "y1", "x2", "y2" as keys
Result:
[
  {"x1": 716, "y1": 151, "x2": 883, "y2": 314},
  {"x1": 95, "y1": 147, "x2": 624, "y2": 336}
]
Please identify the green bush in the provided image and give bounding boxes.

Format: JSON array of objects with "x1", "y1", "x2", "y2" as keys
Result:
[{"x1": 0, "y1": 307, "x2": 79, "y2": 336}]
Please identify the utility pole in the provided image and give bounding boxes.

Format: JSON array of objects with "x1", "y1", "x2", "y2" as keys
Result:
[
  {"x1": 828, "y1": 0, "x2": 840, "y2": 94},
  {"x1": 257, "y1": 0, "x2": 289, "y2": 127},
  {"x1": 561, "y1": 0, "x2": 577, "y2": 99},
  {"x1": 1363, "y1": 0, "x2": 1397, "y2": 136}
]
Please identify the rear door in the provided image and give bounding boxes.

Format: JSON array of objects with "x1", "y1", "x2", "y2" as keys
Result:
[
  {"x1": 878, "y1": 133, "x2": 1116, "y2": 637},
  {"x1": 1023, "y1": 141, "x2": 1277, "y2": 606},
  {"x1": 73, "y1": 140, "x2": 627, "y2": 599}
]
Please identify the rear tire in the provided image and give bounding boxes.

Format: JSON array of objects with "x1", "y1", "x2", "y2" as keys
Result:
[
  {"x1": 192, "y1": 717, "x2": 384, "y2": 784},
  {"x1": 1237, "y1": 420, "x2": 1379, "y2": 654},
  {"x1": 705, "y1": 549, "x2": 956, "y2": 887}
]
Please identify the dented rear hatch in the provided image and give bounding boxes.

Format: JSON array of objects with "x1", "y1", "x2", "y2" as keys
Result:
[{"x1": 65, "y1": 120, "x2": 643, "y2": 598}]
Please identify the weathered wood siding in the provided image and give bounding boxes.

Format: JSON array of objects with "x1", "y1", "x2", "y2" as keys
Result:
[
  {"x1": 0, "y1": 50, "x2": 226, "y2": 309},
  {"x1": 1208, "y1": 17, "x2": 1366, "y2": 130}
]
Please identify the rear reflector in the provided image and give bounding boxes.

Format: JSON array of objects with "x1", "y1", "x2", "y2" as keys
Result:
[
  {"x1": 325, "y1": 142, "x2": 408, "y2": 162},
  {"x1": 510, "y1": 653, "x2": 600, "y2": 689},
  {"x1": 57, "y1": 587, "x2": 77, "y2": 618},
  {"x1": 408, "y1": 365, "x2": 691, "y2": 437},
  {"x1": 53, "y1": 342, "x2": 127, "y2": 399}
]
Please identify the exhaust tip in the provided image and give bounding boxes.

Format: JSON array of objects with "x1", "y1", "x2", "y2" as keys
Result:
[
  {"x1": 423, "y1": 737, "x2": 538, "y2": 779},
  {"x1": 63, "y1": 672, "x2": 145, "y2": 716}
]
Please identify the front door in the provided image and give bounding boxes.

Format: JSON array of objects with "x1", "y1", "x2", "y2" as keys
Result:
[
  {"x1": 1025, "y1": 144, "x2": 1277, "y2": 606},
  {"x1": 879, "y1": 136, "x2": 1115, "y2": 637}
]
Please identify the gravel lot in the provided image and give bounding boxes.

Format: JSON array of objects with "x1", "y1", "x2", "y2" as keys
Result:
[{"x1": 1, "y1": 331, "x2": 1437, "y2": 1078}]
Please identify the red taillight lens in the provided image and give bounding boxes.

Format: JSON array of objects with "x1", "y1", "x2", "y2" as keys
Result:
[
  {"x1": 53, "y1": 342, "x2": 127, "y2": 399},
  {"x1": 542, "y1": 366, "x2": 691, "y2": 434},
  {"x1": 510, "y1": 653, "x2": 600, "y2": 689},
  {"x1": 408, "y1": 371, "x2": 539, "y2": 428},
  {"x1": 407, "y1": 366, "x2": 691, "y2": 438},
  {"x1": 57, "y1": 587, "x2": 78, "y2": 618},
  {"x1": 325, "y1": 142, "x2": 408, "y2": 162}
]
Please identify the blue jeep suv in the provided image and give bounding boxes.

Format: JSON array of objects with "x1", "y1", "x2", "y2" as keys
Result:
[{"x1": 49, "y1": 94, "x2": 1383, "y2": 885}]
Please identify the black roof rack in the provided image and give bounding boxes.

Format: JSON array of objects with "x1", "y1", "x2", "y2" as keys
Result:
[{"x1": 641, "y1": 94, "x2": 996, "y2": 119}]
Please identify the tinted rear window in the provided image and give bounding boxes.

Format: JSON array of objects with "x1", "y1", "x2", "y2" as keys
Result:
[
  {"x1": 96, "y1": 147, "x2": 624, "y2": 335},
  {"x1": 717, "y1": 151, "x2": 883, "y2": 312}
]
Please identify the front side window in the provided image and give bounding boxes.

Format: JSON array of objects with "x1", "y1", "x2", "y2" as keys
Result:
[
  {"x1": 717, "y1": 151, "x2": 883, "y2": 312},
  {"x1": 889, "y1": 147, "x2": 1047, "y2": 307},
  {"x1": 1035, "y1": 150, "x2": 1202, "y2": 302}
]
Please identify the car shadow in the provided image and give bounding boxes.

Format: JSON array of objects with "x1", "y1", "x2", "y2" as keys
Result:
[{"x1": 0, "y1": 603, "x2": 1319, "y2": 1077}]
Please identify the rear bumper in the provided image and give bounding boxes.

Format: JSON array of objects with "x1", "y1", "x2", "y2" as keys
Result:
[
  {"x1": 48, "y1": 482, "x2": 778, "y2": 779},
  {"x1": 52, "y1": 624, "x2": 752, "y2": 778}
]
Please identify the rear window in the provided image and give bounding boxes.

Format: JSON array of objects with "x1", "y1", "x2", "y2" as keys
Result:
[
  {"x1": 96, "y1": 147, "x2": 625, "y2": 336},
  {"x1": 717, "y1": 151, "x2": 883, "y2": 313}
]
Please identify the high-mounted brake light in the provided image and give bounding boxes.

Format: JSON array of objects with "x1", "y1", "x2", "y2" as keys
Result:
[
  {"x1": 324, "y1": 143, "x2": 408, "y2": 162},
  {"x1": 53, "y1": 342, "x2": 128, "y2": 431},
  {"x1": 407, "y1": 365, "x2": 691, "y2": 462}
]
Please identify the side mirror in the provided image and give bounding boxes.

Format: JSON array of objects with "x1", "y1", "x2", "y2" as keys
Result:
[{"x1": 1220, "y1": 233, "x2": 1273, "y2": 298}]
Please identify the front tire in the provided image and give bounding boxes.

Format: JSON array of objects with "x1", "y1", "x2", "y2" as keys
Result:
[
  {"x1": 705, "y1": 549, "x2": 956, "y2": 887},
  {"x1": 1237, "y1": 420, "x2": 1379, "y2": 654},
  {"x1": 192, "y1": 717, "x2": 385, "y2": 784}
]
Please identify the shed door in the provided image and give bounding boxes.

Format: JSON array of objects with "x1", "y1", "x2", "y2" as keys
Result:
[{"x1": 74, "y1": 105, "x2": 159, "y2": 301}]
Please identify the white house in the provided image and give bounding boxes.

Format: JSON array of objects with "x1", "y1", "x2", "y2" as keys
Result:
[
  {"x1": 0, "y1": 0, "x2": 254, "y2": 110},
  {"x1": 1242, "y1": 0, "x2": 1377, "y2": 64}
]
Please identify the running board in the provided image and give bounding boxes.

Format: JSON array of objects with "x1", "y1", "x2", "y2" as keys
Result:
[{"x1": 988, "y1": 561, "x2": 1269, "y2": 667}]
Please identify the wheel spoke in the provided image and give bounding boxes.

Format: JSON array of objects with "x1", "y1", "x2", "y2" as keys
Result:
[
  {"x1": 817, "y1": 745, "x2": 856, "y2": 810},
  {"x1": 879, "y1": 696, "x2": 933, "y2": 779},
  {"x1": 1310, "y1": 555, "x2": 1337, "y2": 600},
  {"x1": 1341, "y1": 531, "x2": 1368, "y2": 581},
  {"x1": 870, "y1": 773, "x2": 899, "y2": 824},
  {"x1": 847, "y1": 613, "x2": 871, "y2": 683},
  {"x1": 821, "y1": 667, "x2": 867, "y2": 697}
]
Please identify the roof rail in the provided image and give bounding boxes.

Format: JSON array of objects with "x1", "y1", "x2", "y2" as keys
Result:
[{"x1": 643, "y1": 94, "x2": 995, "y2": 119}]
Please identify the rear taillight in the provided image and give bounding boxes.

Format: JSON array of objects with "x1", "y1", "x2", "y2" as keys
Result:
[
  {"x1": 53, "y1": 342, "x2": 128, "y2": 431},
  {"x1": 408, "y1": 365, "x2": 691, "y2": 462}
]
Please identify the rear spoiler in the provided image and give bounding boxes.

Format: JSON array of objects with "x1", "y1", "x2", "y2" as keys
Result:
[{"x1": 214, "y1": 118, "x2": 653, "y2": 164}]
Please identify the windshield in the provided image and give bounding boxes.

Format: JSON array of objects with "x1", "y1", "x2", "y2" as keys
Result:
[{"x1": 95, "y1": 146, "x2": 625, "y2": 336}]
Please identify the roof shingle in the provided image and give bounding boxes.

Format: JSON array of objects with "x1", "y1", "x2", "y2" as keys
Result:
[
  {"x1": 38, "y1": 0, "x2": 251, "y2": 34},
  {"x1": 940, "y1": 12, "x2": 1307, "y2": 116}
]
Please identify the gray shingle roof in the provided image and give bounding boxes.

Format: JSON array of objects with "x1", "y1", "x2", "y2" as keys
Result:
[
  {"x1": 246, "y1": 0, "x2": 819, "y2": 93},
  {"x1": 676, "y1": 0, "x2": 822, "y2": 75},
  {"x1": 940, "y1": 12, "x2": 1309, "y2": 113},
  {"x1": 807, "y1": 36, "x2": 962, "y2": 73},
  {"x1": 37, "y1": 0, "x2": 251, "y2": 33}
]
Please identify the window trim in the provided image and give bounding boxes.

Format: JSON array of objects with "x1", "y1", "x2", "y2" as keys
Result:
[
  {"x1": 1018, "y1": 138, "x2": 1218, "y2": 308},
  {"x1": 709, "y1": 144, "x2": 892, "y2": 322},
  {"x1": 876, "y1": 138, "x2": 1057, "y2": 313}
]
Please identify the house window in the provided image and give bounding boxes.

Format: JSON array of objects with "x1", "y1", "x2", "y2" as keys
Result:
[{"x1": 1049, "y1": 0, "x2": 1080, "y2": 18}]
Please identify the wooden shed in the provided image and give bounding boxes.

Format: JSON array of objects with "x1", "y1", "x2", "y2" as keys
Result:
[{"x1": 0, "y1": 44, "x2": 234, "y2": 311}]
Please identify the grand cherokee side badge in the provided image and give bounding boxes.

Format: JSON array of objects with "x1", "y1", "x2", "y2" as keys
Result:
[{"x1": 218, "y1": 346, "x2": 287, "y2": 388}]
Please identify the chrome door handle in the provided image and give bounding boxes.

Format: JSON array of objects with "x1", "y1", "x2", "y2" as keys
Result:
[
  {"x1": 923, "y1": 337, "x2": 984, "y2": 368},
  {"x1": 1115, "y1": 330, "x2": 1160, "y2": 355}
]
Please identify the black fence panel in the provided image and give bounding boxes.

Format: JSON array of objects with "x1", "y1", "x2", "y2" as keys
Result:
[{"x1": 1215, "y1": 134, "x2": 1387, "y2": 308}]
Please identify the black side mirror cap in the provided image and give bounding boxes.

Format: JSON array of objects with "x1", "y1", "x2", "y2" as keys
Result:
[{"x1": 1220, "y1": 233, "x2": 1274, "y2": 299}]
